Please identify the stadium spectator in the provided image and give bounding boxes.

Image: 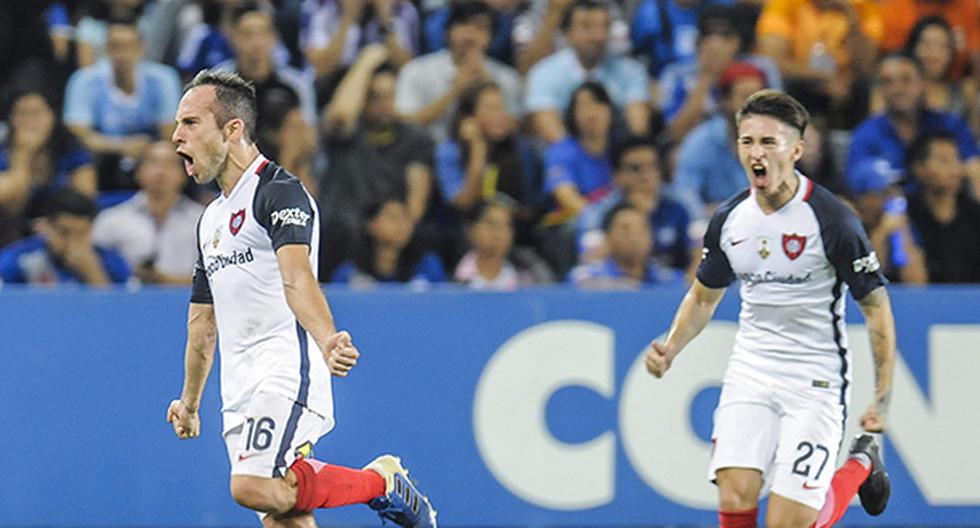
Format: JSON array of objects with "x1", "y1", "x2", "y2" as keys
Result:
[
  {"x1": 63, "y1": 16, "x2": 182, "y2": 189},
  {"x1": 790, "y1": 83, "x2": 850, "y2": 196},
  {"x1": 436, "y1": 81, "x2": 542, "y2": 242},
  {"x1": 757, "y1": 0, "x2": 881, "y2": 127},
  {"x1": 175, "y1": 0, "x2": 237, "y2": 77},
  {"x1": 671, "y1": 62, "x2": 765, "y2": 220},
  {"x1": 215, "y1": 3, "x2": 318, "y2": 127},
  {"x1": 425, "y1": 0, "x2": 522, "y2": 67},
  {"x1": 907, "y1": 131, "x2": 980, "y2": 283},
  {"x1": 91, "y1": 141, "x2": 204, "y2": 285},
  {"x1": 300, "y1": 0, "x2": 419, "y2": 88},
  {"x1": 630, "y1": 0, "x2": 730, "y2": 79},
  {"x1": 658, "y1": 6, "x2": 782, "y2": 141},
  {"x1": 569, "y1": 202, "x2": 683, "y2": 288},
  {"x1": 899, "y1": 16, "x2": 978, "y2": 130},
  {"x1": 320, "y1": 45, "x2": 434, "y2": 278},
  {"x1": 331, "y1": 196, "x2": 446, "y2": 286},
  {"x1": 850, "y1": 160, "x2": 928, "y2": 284},
  {"x1": 514, "y1": 0, "x2": 630, "y2": 74},
  {"x1": 454, "y1": 196, "x2": 550, "y2": 289},
  {"x1": 578, "y1": 135, "x2": 690, "y2": 270},
  {"x1": 846, "y1": 53, "x2": 980, "y2": 197},
  {"x1": 0, "y1": 1, "x2": 58, "y2": 99},
  {"x1": 878, "y1": 0, "x2": 980, "y2": 79},
  {"x1": 525, "y1": 0, "x2": 649, "y2": 144},
  {"x1": 0, "y1": 188, "x2": 129, "y2": 286},
  {"x1": 396, "y1": 0, "x2": 522, "y2": 143},
  {"x1": 254, "y1": 84, "x2": 318, "y2": 194},
  {"x1": 0, "y1": 88, "x2": 96, "y2": 245}
]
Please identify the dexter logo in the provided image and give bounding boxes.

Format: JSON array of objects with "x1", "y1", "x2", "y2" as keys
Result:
[{"x1": 271, "y1": 207, "x2": 310, "y2": 228}]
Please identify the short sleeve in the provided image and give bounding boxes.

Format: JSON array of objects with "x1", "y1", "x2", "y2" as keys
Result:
[
  {"x1": 63, "y1": 69, "x2": 94, "y2": 127},
  {"x1": 695, "y1": 195, "x2": 740, "y2": 288},
  {"x1": 435, "y1": 142, "x2": 466, "y2": 202},
  {"x1": 395, "y1": 61, "x2": 426, "y2": 114},
  {"x1": 543, "y1": 140, "x2": 578, "y2": 194},
  {"x1": 254, "y1": 171, "x2": 316, "y2": 250},
  {"x1": 525, "y1": 62, "x2": 562, "y2": 112},
  {"x1": 0, "y1": 249, "x2": 25, "y2": 283},
  {"x1": 99, "y1": 249, "x2": 131, "y2": 284},
  {"x1": 823, "y1": 203, "x2": 887, "y2": 301},
  {"x1": 618, "y1": 58, "x2": 650, "y2": 105},
  {"x1": 190, "y1": 216, "x2": 213, "y2": 304}
]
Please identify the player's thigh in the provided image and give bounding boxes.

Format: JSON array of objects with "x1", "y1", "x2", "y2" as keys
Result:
[
  {"x1": 263, "y1": 511, "x2": 317, "y2": 528},
  {"x1": 769, "y1": 396, "x2": 844, "y2": 512},
  {"x1": 709, "y1": 375, "x2": 781, "y2": 481},
  {"x1": 226, "y1": 391, "x2": 327, "y2": 479},
  {"x1": 767, "y1": 492, "x2": 819, "y2": 528}
]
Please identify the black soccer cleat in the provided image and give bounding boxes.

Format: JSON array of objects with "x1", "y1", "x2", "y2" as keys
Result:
[{"x1": 850, "y1": 434, "x2": 890, "y2": 516}]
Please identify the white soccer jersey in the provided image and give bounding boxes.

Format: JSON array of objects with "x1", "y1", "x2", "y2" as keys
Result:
[
  {"x1": 191, "y1": 155, "x2": 332, "y2": 431},
  {"x1": 697, "y1": 174, "x2": 887, "y2": 399}
]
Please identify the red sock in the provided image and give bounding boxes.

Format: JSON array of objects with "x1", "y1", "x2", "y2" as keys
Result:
[
  {"x1": 719, "y1": 507, "x2": 758, "y2": 528},
  {"x1": 812, "y1": 458, "x2": 872, "y2": 528},
  {"x1": 290, "y1": 458, "x2": 386, "y2": 512}
]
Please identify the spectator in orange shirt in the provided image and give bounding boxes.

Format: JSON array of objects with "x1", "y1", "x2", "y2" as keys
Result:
[
  {"x1": 757, "y1": 0, "x2": 881, "y2": 126},
  {"x1": 878, "y1": 0, "x2": 980, "y2": 79}
]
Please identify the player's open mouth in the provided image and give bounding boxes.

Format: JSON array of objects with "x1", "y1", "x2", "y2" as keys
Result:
[
  {"x1": 177, "y1": 151, "x2": 195, "y2": 176},
  {"x1": 751, "y1": 163, "x2": 767, "y2": 187}
]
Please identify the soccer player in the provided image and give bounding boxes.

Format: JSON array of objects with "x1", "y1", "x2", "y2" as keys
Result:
[
  {"x1": 166, "y1": 70, "x2": 436, "y2": 528},
  {"x1": 645, "y1": 90, "x2": 893, "y2": 528}
]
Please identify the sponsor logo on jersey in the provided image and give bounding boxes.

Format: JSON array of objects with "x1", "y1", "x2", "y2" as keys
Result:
[
  {"x1": 782, "y1": 233, "x2": 807, "y2": 260},
  {"x1": 230, "y1": 209, "x2": 246, "y2": 236},
  {"x1": 736, "y1": 270, "x2": 813, "y2": 286},
  {"x1": 271, "y1": 207, "x2": 311, "y2": 228},
  {"x1": 212, "y1": 225, "x2": 221, "y2": 248},
  {"x1": 758, "y1": 237, "x2": 771, "y2": 259},
  {"x1": 205, "y1": 247, "x2": 255, "y2": 278},
  {"x1": 852, "y1": 252, "x2": 881, "y2": 274}
]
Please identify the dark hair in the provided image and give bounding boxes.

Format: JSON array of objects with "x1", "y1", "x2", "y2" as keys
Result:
[
  {"x1": 611, "y1": 135, "x2": 658, "y2": 170},
  {"x1": 371, "y1": 62, "x2": 399, "y2": 80},
  {"x1": 564, "y1": 81, "x2": 614, "y2": 137},
  {"x1": 561, "y1": 0, "x2": 609, "y2": 31},
  {"x1": 354, "y1": 196, "x2": 430, "y2": 282},
  {"x1": 877, "y1": 51, "x2": 926, "y2": 77},
  {"x1": 446, "y1": 0, "x2": 494, "y2": 32},
  {"x1": 42, "y1": 188, "x2": 97, "y2": 220},
  {"x1": 903, "y1": 15, "x2": 956, "y2": 78},
  {"x1": 184, "y1": 69, "x2": 258, "y2": 140},
  {"x1": 907, "y1": 130, "x2": 960, "y2": 167},
  {"x1": 4, "y1": 88, "x2": 84, "y2": 177},
  {"x1": 467, "y1": 194, "x2": 517, "y2": 226},
  {"x1": 735, "y1": 89, "x2": 809, "y2": 136},
  {"x1": 601, "y1": 201, "x2": 642, "y2": 233},
  {"x1": 696, "y1": 5, "x2": 738, "y2": 42},
  {"x1": 450, "y1": 81, "x2": 501, "y2": 142},
  {"x1": 231, "y1": 1, "x2": 273, "y2": 28}
]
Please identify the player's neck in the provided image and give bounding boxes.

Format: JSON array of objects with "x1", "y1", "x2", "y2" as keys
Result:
[
  {"x1": 217, "y1": 144, "x2": 262, "y2": 197},
  {"x1": 755, "y1": 172, "x2": 799, "y2": 214}
]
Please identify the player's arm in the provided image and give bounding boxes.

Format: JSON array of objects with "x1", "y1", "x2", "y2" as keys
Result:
[
  {"x1": 645, "y1": 279, "x2": 726, "y2": 378},
  {"x1": 856, "y1": 286, "x2": 896, "y2": 432},
  {"x1": 276, "y1": 244, "x2": 359, "y2": 377},
  {"x1": 168, "y1": 302, "x2": 216, "y2": 440}
]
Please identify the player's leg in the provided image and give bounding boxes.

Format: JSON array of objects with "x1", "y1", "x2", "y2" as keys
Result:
[
  {"x1": 262, "y1": 510, "x2": 317, "y2": 528},
  {"x1": 810, "y1": 434, "x2": 889, "y2": 527},
  {"x1": 766, "y1": 493, "x2": 819, "y2": 528},
  {"x1": 715, "y1": 467, "x2": 764, "y2": 527}
]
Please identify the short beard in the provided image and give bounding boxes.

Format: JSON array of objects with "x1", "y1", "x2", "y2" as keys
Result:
[{"x1": 194, "y1": 145, "x2": 230, "y2": 185}]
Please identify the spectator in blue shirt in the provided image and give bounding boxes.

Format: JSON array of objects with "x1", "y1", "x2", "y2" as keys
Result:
[
  {"x1": 332, "y1": 196, "x2": 446, "y2": 286},
  {"x1": 436, "y1": 81, "x2": 542, "y2": 242},
  {"x1": 0, "y1": 88, "x2": 96, "y2": 245},
  {"x1": 569, "y1": 201, "x2": 684, "y2": 288},
  {"x1": 671, "y1": 61, "x2": 767, "y2": 220},
  {"x1": 631, "y1": 0, "x2": 730, "y2": 78},
  {"x1": 526, "y1": 0, "x2": 650, "y2": 143},
  {"x1": 847, "y1": 53, "x2": 980, "y2": 197},
  {"x1": 63, "y1": 17, "x2": 181, "y2": 189},
  {"x1": 0, "y1": 188, "x2": 129, "y2": 286},
  {"x1": 579, "y1": 135, "x2": 691, "y2": 270}
]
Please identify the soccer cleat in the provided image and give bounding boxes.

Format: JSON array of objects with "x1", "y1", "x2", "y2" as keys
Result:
[
  {"x1": 850, "y1": 434, "x2": 890, "y2": 516},
  {"x1": 364, "y1": 455, "x2": 437, "y2": 527}
]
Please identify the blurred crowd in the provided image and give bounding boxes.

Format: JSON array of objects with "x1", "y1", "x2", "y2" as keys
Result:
[{"x1": 0, "y1": 0, "x2": 978, "y2": 290}]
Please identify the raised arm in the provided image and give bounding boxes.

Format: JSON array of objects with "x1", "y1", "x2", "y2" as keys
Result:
[
  {"x1": 168, "y1": 302, "x2": 217, "y2": 439},
  {"x1": 856, "y1": 286, "x2": 896, "y2": 432},
  {"x1": 645, "y1": 279, "x2": 726, "y2": 377}
]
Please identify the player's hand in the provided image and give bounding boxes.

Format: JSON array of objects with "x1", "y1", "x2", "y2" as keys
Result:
[
  {"x1": 322, "y1": 330, "x2": 360, "y2": 377},
  {"x1": 167, "y1": 399, "x2": 200, "y2": 440},
  {"x1": 645, "y1": 341, "x2": 675, "y2": 378},
  {"x1": 860, "y1": 403, "x2": 886, "y2": 432}
]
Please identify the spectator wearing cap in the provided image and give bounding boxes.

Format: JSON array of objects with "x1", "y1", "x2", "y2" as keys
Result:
[
  {"x1": 658, "y1": 5, "x2": 782, "y2": 141},
  {"x1": 396, "y1": 0, "x2": 523, "y2": 143},
  {"x1": 850, "y1": 159, "x2": 927, "y2": 284},
  {"x1": 671, "y1": 61, "x2": 767, "y2": 221},
  {"x1": 847, "y1": 53, "x2": 980, "y2": 199},
  {"x1": 906, "y1": 131, "x2": 980, "y2": 283},
  {"x1": 525, "y1": 0, "x2": 650, "y2": 144},
  {"x1": 0, "y1": 188, "x2": 129, "y2": 286}
]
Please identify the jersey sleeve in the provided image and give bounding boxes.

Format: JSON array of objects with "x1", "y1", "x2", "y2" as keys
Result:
[
  {"x1": 254, "y1": 170, "x2": 316, "y2": 251},
  {"x1": 695, "y1": 204, "x2": 735, "y2": 288},
  {"x1": 810, "y1": 187, "x2": 887, "y2": 301},
  {"x1": 190, "y1": 215, "x2": 213, "y2": 304}
]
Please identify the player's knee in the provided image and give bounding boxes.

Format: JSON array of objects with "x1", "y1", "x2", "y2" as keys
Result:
[
  {"x1": 231, "y1": 477, "x2": 281, "y2": 512},
  {"x1": 766, "y1": 512, "x2": 814, "y2": 528},
  {"x1": 717, "y1": 473, "x2": 760, "y2": 511}
]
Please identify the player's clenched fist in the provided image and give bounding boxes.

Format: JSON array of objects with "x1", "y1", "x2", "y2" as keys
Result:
[
  {"x1": 322, "y1": 330, "x2": 360, "y2": 377},
  {"x1": 645, "y1": 341, "x2": 675, "y2": 378},
  {"x1": 167, "y1": 399, "x2": 200, "y2": 439}
]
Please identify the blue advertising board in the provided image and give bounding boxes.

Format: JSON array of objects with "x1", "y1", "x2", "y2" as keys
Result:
[{"x1": 0, "y1": 285, "x2": 977, "y2": 526}]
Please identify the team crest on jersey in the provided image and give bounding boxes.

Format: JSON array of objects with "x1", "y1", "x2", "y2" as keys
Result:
[
  {"x1": 782, "y1": 233, "x2": 807, "y2": 260},
  {"x1": 229, "y1": 209, "x2": 246, "y2": 236}
]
